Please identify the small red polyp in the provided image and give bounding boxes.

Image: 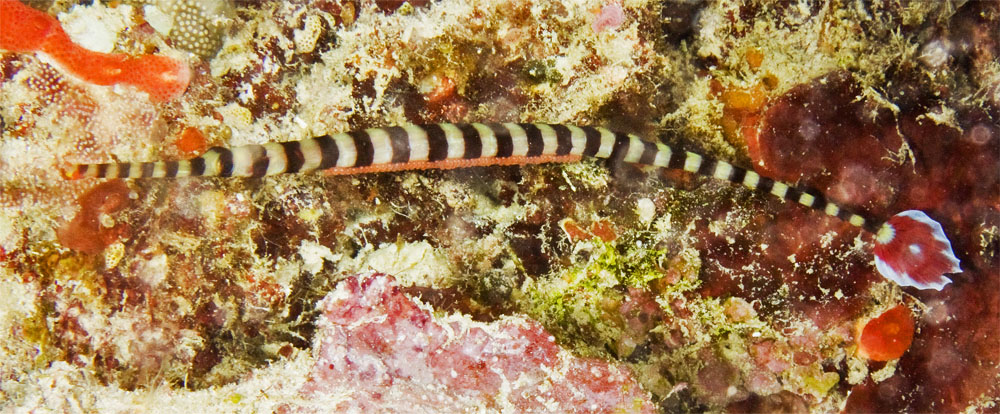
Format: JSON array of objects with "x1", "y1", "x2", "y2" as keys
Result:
[
  {"x1": 0, "y1": 0, "x2": 190, "y2": 102},
  {"x1": 857, "y1": 305, "x2": 915, "y2": 361}
]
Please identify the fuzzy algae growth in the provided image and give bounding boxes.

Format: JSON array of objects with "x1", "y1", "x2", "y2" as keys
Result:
[{"x1": 521, "y1": 239, "x2": 694, "y2": 358}]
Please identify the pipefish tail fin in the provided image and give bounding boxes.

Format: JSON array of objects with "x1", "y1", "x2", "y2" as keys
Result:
[{"x1": 873, "y1": 210, "x2": 962, "y2": 291}]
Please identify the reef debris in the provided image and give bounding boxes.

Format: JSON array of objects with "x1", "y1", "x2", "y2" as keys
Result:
[{"x1": 0, "y1": 0, "x2": 998, "y2": 413}]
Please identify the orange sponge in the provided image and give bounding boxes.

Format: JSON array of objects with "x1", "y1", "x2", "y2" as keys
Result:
[
  {"x1": 0, "y1": 0, "x2": 58, "y2": 52},
  {"x1": 857, "y1": 305, "x2": 915, "y2": 361},
  {"x1": 0, "y1": 0, "x2": 190, "y2": 101}
]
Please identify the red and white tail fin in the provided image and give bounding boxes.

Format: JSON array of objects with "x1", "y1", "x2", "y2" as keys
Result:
[{"x1": 873, "y1": 210, "x2": 961, "y2": 290}]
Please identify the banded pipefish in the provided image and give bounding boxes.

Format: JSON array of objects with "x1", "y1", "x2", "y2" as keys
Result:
[{"x1": 67, "y1": 122, "x2": 962, "y2": 290}]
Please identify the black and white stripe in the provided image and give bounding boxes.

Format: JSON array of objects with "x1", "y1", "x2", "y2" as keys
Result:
[{"x1": 71, "y1": 122, "x2": 874, "y2": 230}]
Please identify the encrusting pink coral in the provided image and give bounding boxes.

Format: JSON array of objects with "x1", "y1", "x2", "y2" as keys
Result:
[
  {"x1": 300, "y1": 273, "x2": 656, "y2": 413},
  {"x1": 592, "y1": 3, "x2": 625, "y2": 33},
  {"x1": 0, "y1": 0, "x2": 190, "y2": 102}
]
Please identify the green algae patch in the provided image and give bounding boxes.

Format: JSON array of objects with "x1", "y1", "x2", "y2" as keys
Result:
[{"x1": 518, "y1": 237, "x2": 694, "y2": 358}]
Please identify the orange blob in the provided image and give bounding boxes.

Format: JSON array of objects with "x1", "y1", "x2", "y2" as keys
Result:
[
  {"x1": 560, "y1": 219, "x2": 591, "y2": 243},
  {"x1": 589, "y1": 219, "x2": 618, "y2": 242},
  {"x1": 57, "y1": 180, "x2": 132, "y2": 253},
  {"x1": 721, "y1": 84, "x2": 767, "y2": 112},
  {"x1": 857, "y1": 305, "x2": 915, "y2": 361},
  {"x1": 176, "y1": 126, "x2": 208, "y2": 156},
  {"x1": 559, "y1": 218, "x2": 618, "y2": 243},
  {"x1": 715, "y1": 81, "x2": 769, "y2": 144}
]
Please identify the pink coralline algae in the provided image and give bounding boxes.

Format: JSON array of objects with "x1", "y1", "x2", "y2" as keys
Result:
[
  {"x1": 592, "y1": 3, "x2": 625, "y2": 33},
  {"x1": 300, "y1": 273, "x2": 655, "y2": 413}
]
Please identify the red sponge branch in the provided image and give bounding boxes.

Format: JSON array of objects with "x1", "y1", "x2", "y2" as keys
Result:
[{"x1": 0, "y1": 0, "x2": 190, "y2": 101}]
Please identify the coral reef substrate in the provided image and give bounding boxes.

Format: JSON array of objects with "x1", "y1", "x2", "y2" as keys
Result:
[{"x1": 1, "y1": 0, "x2": 998, "y2": 413}]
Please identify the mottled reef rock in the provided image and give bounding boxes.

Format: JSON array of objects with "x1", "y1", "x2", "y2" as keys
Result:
[{"x1": 1, "y1": 0, "x2": 998, "y2": 413}]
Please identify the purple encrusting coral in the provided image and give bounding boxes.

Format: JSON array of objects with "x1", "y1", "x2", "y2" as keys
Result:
[{"x1": 0, "y1": 0, "x2": 998, "y2": 413}]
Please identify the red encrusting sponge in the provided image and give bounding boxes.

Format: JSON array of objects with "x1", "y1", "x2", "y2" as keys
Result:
[
  {"x1": 856, "y1": 305, "x2": 915, "y2": 361},
  {"x1": 873, "y1": 210, "x2": 962, "y2": 291},
  {"x1": 0, "y1": 0, "x2": 190, "y2": 102}
]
